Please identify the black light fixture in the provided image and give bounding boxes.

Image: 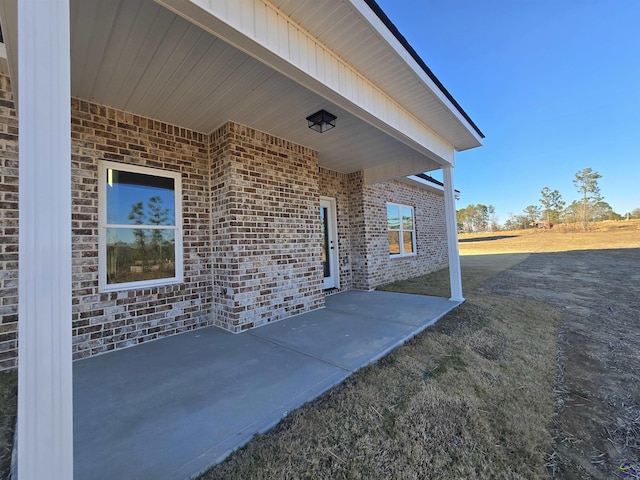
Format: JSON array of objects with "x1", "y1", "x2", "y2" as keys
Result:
[{"x1": 306, "y1": 109, "x2": 337, "y2": 133}]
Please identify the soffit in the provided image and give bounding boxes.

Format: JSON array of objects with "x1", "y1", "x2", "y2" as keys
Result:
[
  {"x1": 68, "y1": 0, "x2": 441, "y2": 174},
  {"x1": 270, "y1": 0, "x2": 482, "y2": 151}
]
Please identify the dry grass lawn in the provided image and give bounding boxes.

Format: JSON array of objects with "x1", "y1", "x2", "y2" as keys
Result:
[
  {"x1": 205, "y1": 295, "x2": 560, "y2": 480},
  {"x1": 1, "y1": 220, "x2": 637, "y2": 479},
  {"x1": 458, "y1": 219, "x2": 640, "y2": 254},
  {"x1": 204, "y1": 220, "x2": 640, "y2": 479},
  {"x1": 0, "y1": 370, "x2": 16, "y2": 479}
]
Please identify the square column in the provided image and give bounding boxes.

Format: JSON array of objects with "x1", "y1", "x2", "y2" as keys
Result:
[
  {"x1": 17, "y1": 1, "x2": 73, "y2": 479},
  {"x1": 443, "y1": 165, "x2": 464, "y2": 302}
]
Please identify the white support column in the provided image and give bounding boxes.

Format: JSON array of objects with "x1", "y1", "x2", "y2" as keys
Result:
[
  {"x1": 443, "y1": 165, "x2": 464, "y2": 302},
  {"x1": 18, "y1": 1, "x2": 73, "y2": 479}
]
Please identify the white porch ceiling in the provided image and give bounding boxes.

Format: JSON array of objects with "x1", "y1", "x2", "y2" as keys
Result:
[{"x1": 67, "y1": 0, "x2": 444, "y2": 175}]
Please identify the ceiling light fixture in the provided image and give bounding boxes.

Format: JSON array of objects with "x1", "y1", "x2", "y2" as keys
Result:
[{"x1": 306, "y1": 109, "x2": 337, "y2": 133}]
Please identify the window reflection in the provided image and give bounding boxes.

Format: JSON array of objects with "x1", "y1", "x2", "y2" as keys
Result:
[
  {"x1": 103, "y1": 165, "x2": 179, "y2": 287},
  {"x1": 106, "y1": 229, "x2": 176, "y2": 284},
  {"x1": 388, "y1": 231, "x2": 400, "y2": 254},
  {"x1": 402, "y1": 231, "x2": 414, "y2": 254},
  {"x1": 387, "y1": 204, "x2": 400, "y2": 230},
  {"x1": 106, "y1": 169, "x2": 175, "y2": 225},
  {"x1": 402, "y1": 206, "x2": 413, "y2": 230},
  {"x1": 387, "y1": 203, "x2": 415, "y2": 256}
]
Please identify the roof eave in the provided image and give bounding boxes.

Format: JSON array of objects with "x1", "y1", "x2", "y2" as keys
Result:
[
  {"x1": 401, "y1": 174, "x2": 461, "y2": 199},
  {"x1": 351, "y1": 0, "x2": 484, "y2": 149}
]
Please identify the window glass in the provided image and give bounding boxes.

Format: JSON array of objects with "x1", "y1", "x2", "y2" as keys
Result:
[
  {"x1": 388, "y1": 231, "x2": 400, "y2": 255},
  {"x1": 402, "y1": 206, "x2": 413, "y2": 230},
  {"x1": 106, "y1": 229, "x2": 176, "y2": 284},
  {"x1": 100, "y1": 162, "x2": 182, "y2": 291},
  {"x1": 402, "y1": 231, "x2": 414, "y2": 254},
  {"x1": 320, "y1": 206, "x2": 330, "y2": 277},
  {"x1": 106, "y1": 169, "x2": 175, "y2": 225},
  {"x1": 387, "y1": 205, "x2": 400, "y2": 230},
  {"x1": 387, "y1": 203, "x2": 416, "y2": 257}
]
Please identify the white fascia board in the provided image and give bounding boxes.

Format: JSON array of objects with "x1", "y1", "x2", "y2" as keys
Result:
[
  {"x1": 401, "y1": 174, "x2": 461, "y2": 199},
  {"x1": 348, "y1": 0, "x2": 483, "y2": 147},
  {"x1": 155, "y1": 0, "x2": 454, "y2": 165}
]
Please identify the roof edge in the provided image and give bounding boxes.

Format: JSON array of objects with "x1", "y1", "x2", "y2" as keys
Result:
[
  {"x1": 363, "y1": 0, "x2": 484, "y2": 139},
  {"x1": 401, "y1": 174, "x2": 461, "y2": 198},
  {"x1": 415, "y1": 173, "x2": 460, "y2": 193}
]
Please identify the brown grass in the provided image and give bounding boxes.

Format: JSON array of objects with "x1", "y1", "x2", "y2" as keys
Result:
[
  {"x1": 204, "y1": 296, "x2": 560, "y2": 480},
  {"x1": 0, "y1": 370, "x2": 17, "y2": 479},
  {"x1": 379, "y1": 252, "x2": 529, "y2": 296},
  {"x1": 202, "y1": 234, "x2": 567, "y2": 479},
  {"x1": 459, "y1": 219, "x2": 640, "y2": 254},
  {"x1": 204, "y1": 220, "x2": 640, "y2": 479},
  {"x1": 2, "y1": 220, "x2": 636, "y2": 479}
]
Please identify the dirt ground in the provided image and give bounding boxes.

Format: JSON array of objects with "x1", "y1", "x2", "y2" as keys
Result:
[{"x1": 459, "y1": 223, "x2": 640, "y2": 479}]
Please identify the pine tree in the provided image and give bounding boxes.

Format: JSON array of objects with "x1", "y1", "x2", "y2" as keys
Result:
[
  {"x1": 573, "y1": 168, "x2": 602, "y2": 230},
  {"x1": 539, "y1": 187, "x2": 565, "y2": 226}
]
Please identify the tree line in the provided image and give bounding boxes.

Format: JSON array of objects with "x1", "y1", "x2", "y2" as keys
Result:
[{"x1": 457, "y1": 168, "x2": 639, "y2": 232}]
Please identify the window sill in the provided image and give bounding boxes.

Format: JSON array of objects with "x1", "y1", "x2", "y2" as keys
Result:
[
  {"x1": 389, "y1": 253, "x2": 417, "y2": 259},
  {"x1": 99, "y1": 277, "x2": 183, "y2": 293}
]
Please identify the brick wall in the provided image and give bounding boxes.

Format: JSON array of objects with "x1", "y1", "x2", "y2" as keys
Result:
[
  {"x1": 210, "y1": 122, "x2": 324, "y2": 332},
  {"x1": 0, "y1": 76, "x2": 18, "y2": 370},
  {"x1": 0, "y1": 76, "x2": 217, "y2": 367},
  {"x1": 0, "y1": 70, "x2": 451, "y2": 371},
  {"x1": 347, "y1": 171, "x2": 371, "y2": 290},
  {"x1": 350, "y1": 177, "x2": 448, "y2": 290},
  {"x1": 0, "y1": 74, "x2": 327, "y2": 368},
  {"x1": 70, "y1": 98, "x2": 214, "y2": 359},
  {"x1": 319, "y1": 167, "x2": 352, "y2": 291}
]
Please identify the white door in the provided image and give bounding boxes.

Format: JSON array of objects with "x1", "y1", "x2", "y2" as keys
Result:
[{"x1": 320, "y1": 197, "x2": 338, "y2": 289}]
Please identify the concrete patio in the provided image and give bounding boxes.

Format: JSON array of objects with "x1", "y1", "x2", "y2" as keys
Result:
[{"x1": 73, "y1": 290, "x2": 460, "y2": 480}]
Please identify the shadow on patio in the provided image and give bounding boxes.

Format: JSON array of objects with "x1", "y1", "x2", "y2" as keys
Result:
[{"x1": 73, "y1": 290, "x2": 459, "y2": 480}]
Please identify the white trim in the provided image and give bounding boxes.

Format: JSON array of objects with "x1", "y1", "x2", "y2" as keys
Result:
[
  {"x1": 348, "y1": 0, "x2": 483, "y2": 146},
  {"x1": 405, "y1": 175, "x2": 445, "y2": 193},
  {"x1": 443, "y1": 166, "x2": 464, "y2": 302},
  {"x1": 17, "y1": 1, "x2": 74, "y2": 478},
  {"x1": 320, "y1": 196, "x2": 339, "y2": 289},
  {"x1": 403, "y1": 174, "x2": 461, "y2": 200},
  {"x1": 390, "y1": 253, "x2": 418, "y2": 259},
  {"x1": 98, "y1": 161, "x2": 184, "y2": 292},
  {"x1": 386, "y1": 202, "x2": 417, "y2": 258}
]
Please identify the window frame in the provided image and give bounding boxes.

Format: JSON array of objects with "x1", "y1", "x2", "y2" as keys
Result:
[
  {"x1": 386, "y1": 202, "x2": 417, "y2": 258},
  {"x1": 98, "y1": 161, "x2": 183, "y2": 292}
]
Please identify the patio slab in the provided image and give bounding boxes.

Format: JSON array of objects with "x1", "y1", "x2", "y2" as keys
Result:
[
  {"x1": 250, "y1": 291, "x2": 457, "y2": 371},
  {"x1": 73, "y1": 291, "x2": 459, "y2": 480}
]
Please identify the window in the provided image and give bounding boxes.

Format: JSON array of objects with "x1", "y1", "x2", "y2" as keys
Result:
[
  {"x1": 98, "y1": 161, "x2": 183, "y2": 291},
  {"x1": 387, "y1": 203, "x2": 416, "y2": 257}
]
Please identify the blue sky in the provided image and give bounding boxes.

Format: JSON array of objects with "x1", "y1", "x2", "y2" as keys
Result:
[{"x1": 376, "y1": 0, "x2": 640, "y2": 223}]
